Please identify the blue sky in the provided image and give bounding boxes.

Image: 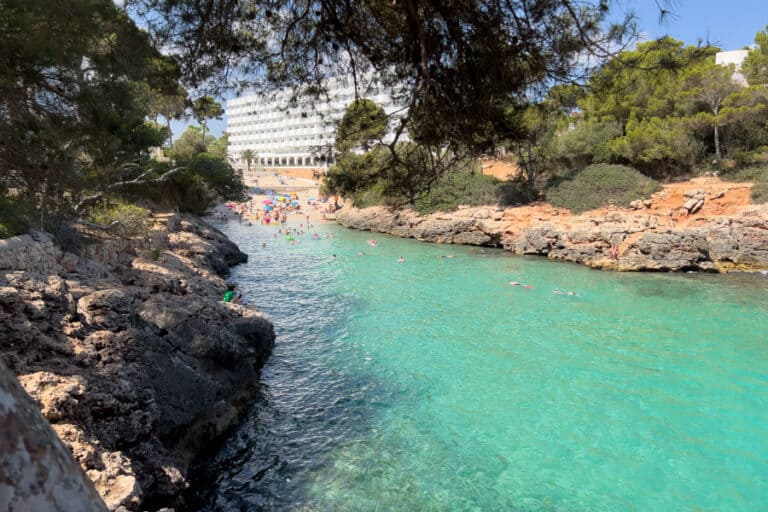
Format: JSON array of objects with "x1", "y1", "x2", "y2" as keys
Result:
[{"x1": 180, "y1": 0, "x2": 767, "y2": 139}]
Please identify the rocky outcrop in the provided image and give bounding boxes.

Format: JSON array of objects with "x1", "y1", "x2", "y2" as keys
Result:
[
  {"x1": 0, "y1": 232, "x2": 61, "y2": 273},
  {"x1": 0, "y1": 214, "x2": 275, "y2": 511},
  {"x1": 336, "y1": 196, "x2": 768, "y2": 272},
  {"x1": 0, "y1": 360, "x2": 108, "y2": 511}
]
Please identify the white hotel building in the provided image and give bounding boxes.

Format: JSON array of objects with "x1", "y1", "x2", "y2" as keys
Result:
[{"x1": 227, "y1": 77, "x2": 406, "y2": 173}]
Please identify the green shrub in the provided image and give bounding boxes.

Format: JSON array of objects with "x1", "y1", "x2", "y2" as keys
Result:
[
  {"x1": 610, "y1": 116, "x2": 703, "y2": 178},
  {"x1": 415, "y1": 172, "x2": 503, "y2": 214},
  {"x1": 551, "y1": 120, "x2": 622, "y2": 170},
  {"x1": 87, "y1": 202, "x2": 151, "y2": 237},
  {"x1": 718, "y1": 165, "x2": 768, "y2": 183},
  {"x1": 751, "y1": 179, "x2": 768, "y2": 204},
  {"x1": 546, "y1": 164, "x2": 662, "y2": 213},
  {"x1": 186, "y1": 153, "x2": 248, "y2": 202},
  {"x1": 0, "y1": 193, "x2": 30, "y2": 239},
  {"x1": 126, "y1": 155, "x2": 246, "y2": 214}
]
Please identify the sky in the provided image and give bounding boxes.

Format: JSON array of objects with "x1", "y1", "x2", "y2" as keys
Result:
[{"x1": 176, "y1": 0, "x2": 768, "y2": 139}]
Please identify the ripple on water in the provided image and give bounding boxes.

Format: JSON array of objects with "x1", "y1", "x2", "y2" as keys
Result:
[{"x1": 190, "y1": 220, "x2": 768, "y2": 512}]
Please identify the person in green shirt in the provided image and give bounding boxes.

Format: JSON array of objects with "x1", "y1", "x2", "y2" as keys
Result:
[{"x1": 223, "y1": 283, "x2": 242, "y2": 304}]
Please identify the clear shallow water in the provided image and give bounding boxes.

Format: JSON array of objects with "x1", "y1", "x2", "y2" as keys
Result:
[{"x1": 192, "y1": 220, "x2": 768, "y2": 511}]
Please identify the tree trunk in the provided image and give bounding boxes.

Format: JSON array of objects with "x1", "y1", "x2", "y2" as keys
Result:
[
  {"x1": 201, "y1": 122, "x2": 207, "y2": 150},
  {"x1": 166, "y1": 116, "x2": 174, "y2": 146},
  {"x1": 714, "y1": 121, "x2": 721, "y2": 160}
]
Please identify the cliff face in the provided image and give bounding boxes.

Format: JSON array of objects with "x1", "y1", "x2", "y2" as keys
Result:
[
  {"x1": 0, "y1": 215, "x2": 274, "y2": 511},
  {"x1": 336, "y1": 179, "x2": 768, "y2": 272}
]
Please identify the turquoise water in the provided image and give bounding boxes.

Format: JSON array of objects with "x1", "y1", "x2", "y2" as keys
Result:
[{"x1": 193, "y1": 220, "x2": 768, "y2": 511}]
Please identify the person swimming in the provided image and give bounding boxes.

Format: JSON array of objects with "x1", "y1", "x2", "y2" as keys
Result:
[
  {"x1": 367, "y1": 239, "x2": 379, "y2": 247},
  {"x1": 553, "y1": 289, "x2": 576, "y2": 296},
  {"x1": 398, "y1": 256, "x2": 405, "y2": 263},
  {"x1": 509, "y1": 281, "x2": 534, "y2": 289}
]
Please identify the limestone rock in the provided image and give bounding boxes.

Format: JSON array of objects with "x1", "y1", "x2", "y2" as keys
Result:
[
  {"x1": 453, "y1": 231, "x2": 492, "y2": 245},
  {"x1": 0, "y1": 215, "x2": 276, "y2": 510},
  {"x1": 18, "y1": 372, "x2": 86, "y2": 421},
  {"x1": 77, "y1": 289, "x2": 135, "y2": 331},
  {"x1": 335, "y1": 192, "x2": 768, "y2": 272},
  {"x1": 0, "y1": 361, "x2": 108, "y2": 511}
]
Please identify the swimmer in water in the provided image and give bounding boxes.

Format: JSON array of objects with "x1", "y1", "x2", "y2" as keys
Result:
[
  {"x1": 509, "y1": 281, "x2": 534, "y2": 289},
  {"x1": 553, "y1": 289, "x2": 576, "y2": 296},
  {"x1": 398, "y1": 256, "x2": 404, "y2": 263}
]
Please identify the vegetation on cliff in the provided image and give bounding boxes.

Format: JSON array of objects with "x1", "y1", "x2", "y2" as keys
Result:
[
  {"x1": 324, "y1": 28, "x2": 768, "y2": 212},
  {"x1": 546, "y1": 164, "x2": 662, "y2": 213}
]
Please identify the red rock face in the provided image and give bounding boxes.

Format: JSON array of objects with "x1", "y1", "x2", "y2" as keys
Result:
[{"x1": 336, "y1": 178, "x2": 768, "y2": 272}]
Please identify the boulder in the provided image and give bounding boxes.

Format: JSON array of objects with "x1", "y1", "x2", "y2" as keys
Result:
[{"x1": 77, "y1": 289, "x2": 135, "y2": 331}]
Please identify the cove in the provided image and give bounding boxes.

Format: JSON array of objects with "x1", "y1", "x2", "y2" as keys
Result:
[{"x1": 191, "y1": 220, "x2": 768, "y2": 511}]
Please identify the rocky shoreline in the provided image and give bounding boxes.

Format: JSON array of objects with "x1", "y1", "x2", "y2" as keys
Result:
[
  {"x1": 0, "y1": 215, "x2": 274, "y2": 511},
  {"x1": 336, "y1": 179, "x2": 768, "y2": 272}
]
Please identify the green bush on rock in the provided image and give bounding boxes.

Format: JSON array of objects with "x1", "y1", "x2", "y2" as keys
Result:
[
  {"x1": 546, "y1": 164, "x2": 662, "y2": 213},
  {"x1": 718, "y1": 165, "x2": 768, "y2": 204},
  {"x1": 87, "y1": 202, "x2": 151, "y2": 237},
  {"x1": 0, "y1": 193, "x2": 30, "y2": 239},
  {"x1": 415, "y1": 172, "x2": 504, "y2": 214},
  {"x1": 751, "y1": 180, "x2": 768, "y2": 204}
]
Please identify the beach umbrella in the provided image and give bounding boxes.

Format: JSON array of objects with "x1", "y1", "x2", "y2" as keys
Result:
[
  {"x1": 262, "y1": 199, "x2": 273, "y2": 204},
  {"x1": 307, "y1": 197, "x2": 316, "y2": 202},
  {"x1": 277, "y1": 196, "x2": 286, "y2": 202},
  {"x1": 266, "y1": 189, "x2": 274, "y2": 195},
  {"x1": 290, "y1": 200, "x2": 299, "y2": 206},
  {"x1": 262, "y1": 205, "x2": 273, "y2": 211}
]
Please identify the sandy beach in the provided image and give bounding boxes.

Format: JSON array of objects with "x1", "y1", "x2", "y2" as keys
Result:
[{"x1": 213, "y1": 170, "x2": 336, "y2": 224}]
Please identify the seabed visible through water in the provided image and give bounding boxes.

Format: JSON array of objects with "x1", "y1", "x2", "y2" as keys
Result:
[{"x1": 191, "y1": 219, "x2": 768, "y2": 512}]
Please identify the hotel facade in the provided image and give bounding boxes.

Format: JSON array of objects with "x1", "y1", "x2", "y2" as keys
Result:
[{"x1": 226, "y1": 77, "x2": 406, "y2": 173}]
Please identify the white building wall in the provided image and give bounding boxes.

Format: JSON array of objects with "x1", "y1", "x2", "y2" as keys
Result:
[
  {"x1": 226, "y1": 77, "x2": 407, "y2": 171},
  {"x1": 715, "y1": 49, "x2": 750, "y2": 85}
]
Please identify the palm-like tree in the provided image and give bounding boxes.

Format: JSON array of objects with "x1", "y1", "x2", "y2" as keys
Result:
[{"x1": 241, "y1": 149, "x2": 255, "y2": 175}]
